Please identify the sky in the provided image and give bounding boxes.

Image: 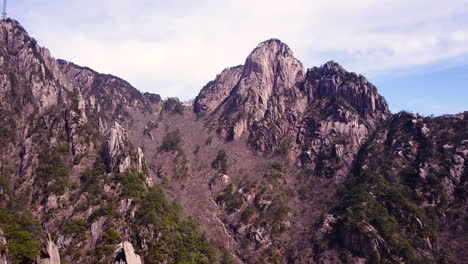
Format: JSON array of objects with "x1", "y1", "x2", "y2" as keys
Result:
[{"x1": 7, "y1": 0, "x2": 468, "y2": 116}]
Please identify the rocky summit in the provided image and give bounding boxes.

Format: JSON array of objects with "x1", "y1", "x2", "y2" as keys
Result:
[{"x1": 0, "y1": 19, "x2": 466, "y2": 264}]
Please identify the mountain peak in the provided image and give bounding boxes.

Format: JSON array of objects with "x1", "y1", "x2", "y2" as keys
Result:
[
  {"x1": 0, "y1": 18, "x2": 43, "y2": 57},
  {"x1": 0, "y1": 18, "x2": 27, "y2": 35},
  {"x1": 323, "y1": 60, "x2": 345, "y2": 71},
  {"x1": 194, "y1": 39, "x2": 304, "y2": 117},
  {"x1": 246, "y1": 38, "x2": 297, "y2": 67},
  {"x1": 241, "y1": 38, "x2": 304, "y2": 85},
  {"x1": 0, "y1": 17, "x2": 19, "y2": 26},
  {"x1": 254, "y1": 38, "x2": 292, "y2": 52}
]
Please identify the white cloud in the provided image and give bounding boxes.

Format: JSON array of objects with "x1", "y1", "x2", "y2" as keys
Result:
[{"x1": 11, "y1": 0, "x2": 468, "y2": 100}]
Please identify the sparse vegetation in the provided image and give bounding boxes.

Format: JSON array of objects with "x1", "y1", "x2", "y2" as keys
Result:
[
  {"x1": 241, "y1": 205, "x2": 256, "y2": 224},
  {"x1": 0, "y1": 172, "x2": 12, "y2": 201},
  {"x1": 193, "y1": 144, "x2": 201, "y2": 155},
  {"x1": 274, "y1": 138, "x2": 292, "y2": 156},
  {"x1": 216, "y1": 184, "x2": 243, "y2": 213},
  {"x1": 61, "y1": 218, "x2": 90, "y2": 242},
  {"x1": 136, "y1": 186, "x2": 216, "y2": 263},
  {"x1": 79, "y1": 155, "x2": 108, "y2": 197},
  {"x1": 115, "y1": 171, "x2": 146, "y2": 199},
  {"x1": 144, "y1": 92, "x2": 162, "y2": 103},
  {"x1": 264, "y1": 196, "x2": 290, "y2": 234},
  {"x1": 0, "y1": 109, "x2": 17, "y2": 148},
  {"x1": 265, "y1": 162, "x2": 286, "y2": 182},
  {"x1": 0, "y1": 207, "x2": 42, "y2": 264},
  {"x1": 270, "y1": 161, "x2": 286, "y2": 173},
  {"x1": 220, "y1": 250, "x2": 235, "y2": 264},
  {"x1": 173, "y1": 151, "x2": 190, "y2": 180},
  {"x1": 333, "y1": 169, "x2": 438, "y2": 262},
  {"x1": 211, "y1": 150, "x2": 228, "y2": 174},
  {"x1": 205, "y1": 135, "x2": 213, "y2": 146},
  {"x1": 35, "y1": 143, "x2": 70, "y2": 196},
  {"x1": 143, "y1": 120, "x2": 158, "y2": 136},
  {"x1": 95, "y1": 227, "x2": 121, "y2": 261},
  {"x1": 88, "y1": 204, "x2": 118, "y2": 222},
  {"x1": 163, "y1": 97, "x2": 184, "y2": 114},
  {"x1": 160, "y1": 130, "x2": 182, "y2": 152}
]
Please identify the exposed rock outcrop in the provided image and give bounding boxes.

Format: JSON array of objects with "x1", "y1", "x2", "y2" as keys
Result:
[
  {"x1": 105, "y1": 122, "x2": 131, "y2": 173},
  {"x1": 304, "y1": 61, "x2": 389, "y2": 128},
  {"x1": 0, "y1": 229, "x2": 8, "y2": 264},
  {"x1": 39, "y1": 234, "x2": 60, "y2": 264},
  {"x1": 91, "y1": 217, "x2": 106, "y2": 244},
  {"x1": 215, "y1": 39, "x2": 307, "y2": 142},
  {"x1": 194, "y1": 65, "x2": 244, "y2": 114},
  {"x1": 114, "y1": 241, "x2": 142, "y2": 264},
  {"x1": 341, "y1": 225, "x2": 389, "y2": 260},
  {"x1": 197, "y1": 39, "x2": 390, "y2": 181},
  {"x1": 196, "y1": 39, "x2": 390, "y2": 162}
]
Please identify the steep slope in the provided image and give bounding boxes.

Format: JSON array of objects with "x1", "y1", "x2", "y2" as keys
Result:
[
  {"x1": 0, "y1": 18, "x2": 466, "y2": 264},
  {"x1": 195, "y1": 39, "x2": 390, "y2": 181},
  {"x1": 313, "y1": 112, "x2": 467, "y2": 263},
  {"x1": 146, "y1": 40, "x2": 466, "y2": 263},
  {"x1": 0, "y1": 19, "x2": 216, "y2": 264}
]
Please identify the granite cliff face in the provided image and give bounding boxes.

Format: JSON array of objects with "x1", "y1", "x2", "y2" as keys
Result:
[
  {"x1": 0, "y1": 19, "x2": 466, "y2": 264},
  {"x1": 196, "y1": 39, "x2": 390, "y2": 181},
  {"x1": 194, "y1": 65, "x2": 244, "y2": 114}
]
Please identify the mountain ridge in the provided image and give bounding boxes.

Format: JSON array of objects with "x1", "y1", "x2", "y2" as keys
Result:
[{"x1": 0, "y1": 18, "x2": 466, "y2": 264}]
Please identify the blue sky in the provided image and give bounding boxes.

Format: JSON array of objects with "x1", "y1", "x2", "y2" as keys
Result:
[{"x1": 7, "y1": 0, "x2": 468, "y2": 116}]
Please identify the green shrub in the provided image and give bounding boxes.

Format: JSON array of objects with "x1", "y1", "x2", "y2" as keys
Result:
[
  {"x1": 75, "y1": 123, "x2": 101, "y2": 145},
  {"x1": 265, "y1": 162, "x2": 286, "y2": 182},
  {"x1": 3, "y1": 231, "x2": 39, "y2": 264},
  {"x1": 101, "y1": 228, "x2": 120, "y2": 244},
  {"x1": 333, "y1": 170, "x2": 421, "y2": 262},
  {"x1": 80, "y1": 156, "x2": 107, "y2": 196},
  {"x1": 193, "y1": 145, "x2": 200, "y2": 155},
  {"x1": 241, "y1": 205, "x2": 256, "y2": 224},
  {"x1": 334, "y1": 136, "x2": 349, "y2": 145},
  {"x1": 163, "y1": 97, "x2": 184, "y2": 114},
  {"x1": 274, "y1": 138, "x2": 291, "y2": 156},
  {"x1": 115, "y1": 171, "x2": 146, "y2": 199},
  {"x1": 400, "y1": 167, "x2": 420, "y2": 189},
  {"x1": 95, "y1": 228, "x2": 121, "y2": 261},
  {"x1": 173, "y1": 152, "x2": 190, "y2": 180},
  {"x1": 35, "y1": 143, "x2": 70, "y2": 196},
  {"x1": 160, "y1": 130, "x2": 182, "y2": 152},
  {"x1": 0, "y1": 207, "x2": 42, "y2": 264},
  {"x1": 205, "y1": 136, "x2": 213, "y2": 146},
  {"x1": 0, "y1": 109, "x2": 17, "y2": 148},
  {"x1": 0, "y1": 173, "x2": 11, "y2": 200},
  {"x1": 61, "y1": 219, "x2": 89, "y2": 242},
  {"x1": 144, "y1": 92, "x2": 162, "y2": 103},
  {"x1": 220, "y1": 250, "x2": 235, "y2": 264},
  {"x1": 211, "y1": 150, "x2": 228, "y2": 174},
  {"x1": 143, "y1": 121, "x2": 158, "y2": 136},
  {"x1": 135, "y1": 187, "x2": 216, "y2": 263},
  {"x1": 136, "y1": 186, "x2": 174, "y2": 226},
  {"x1": 265, "y1": 197, "x2": 290, "y2": 234},
  {"x1": 88, "y1": 204, "x2": 118, "y2": 223},
  {"x1": 270, "y1": 162, "x2": 286, "y2": 173},
  {"x1": 216, "y1": 184, "x2": 243, "y2": 213}
]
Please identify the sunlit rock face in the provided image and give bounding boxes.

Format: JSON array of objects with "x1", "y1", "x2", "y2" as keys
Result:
[
  {"x1": 196, "y1": 39, "x2": 390, "y2": 181},
  {"x1": 113, "y1": 241, "x2": 142, "y2": 264}
]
